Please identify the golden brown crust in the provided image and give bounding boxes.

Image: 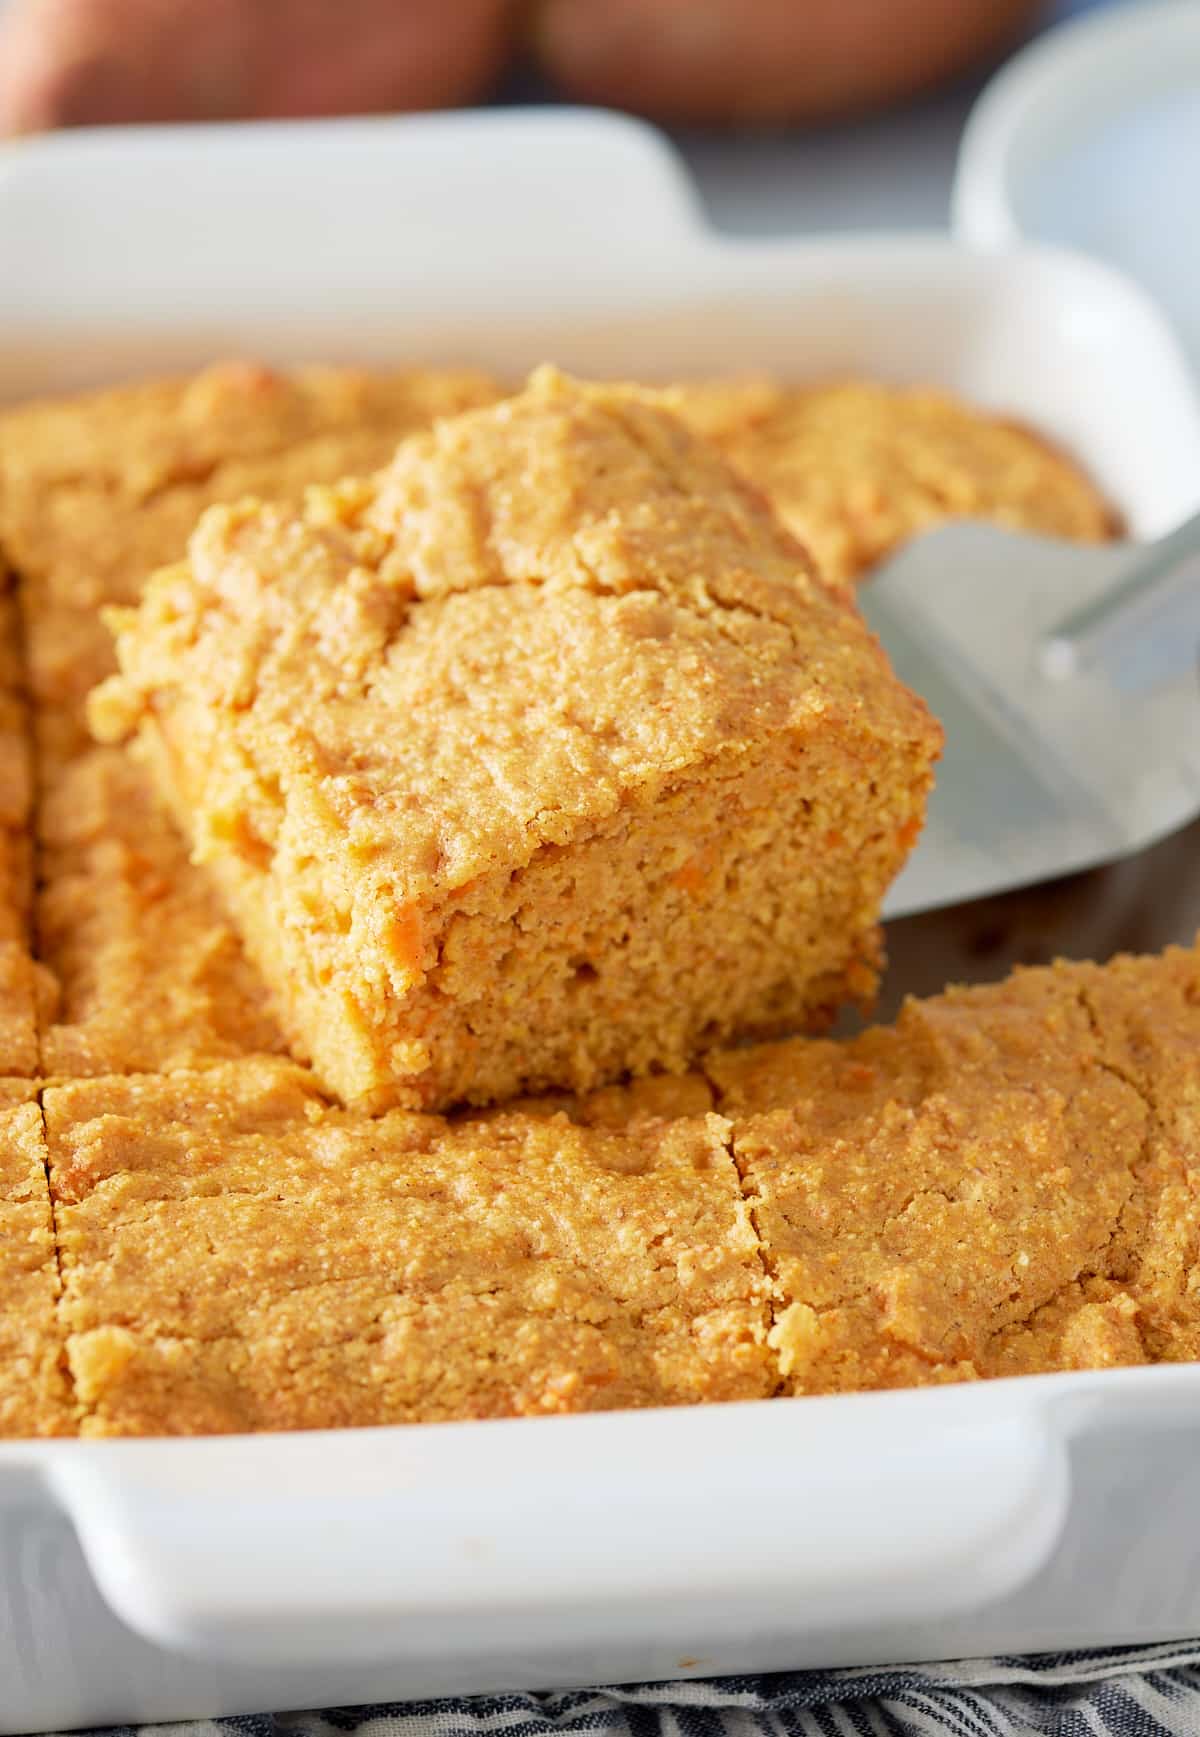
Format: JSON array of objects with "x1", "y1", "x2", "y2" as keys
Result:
[
  {"x1": 665, "y1": 378, "x2": 1118, "y2": 591},
  {"x1": 0, "y1": 362, "x2": 503, "y2": 500},
  {"x1": 32, "y1": 939, "x2": 1200, "y2": 1435},
  {"x1": 706, "y1": 943, "x2": 1200, "y2": 1392},
  {"x1": 0, "y1": 360, "x2": 505, "y2": 758},
  {"x1": 96, "y1": 367, "x2": 939, "y2": 1108},
  {"x1": 45, "y1": 1057, "x2": 771, "y2": 1435}
]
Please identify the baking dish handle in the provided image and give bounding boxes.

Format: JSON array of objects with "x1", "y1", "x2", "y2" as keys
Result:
[
  {"x1": 43, "y1": 1388, "x2": 1071, "y2": 1672},
  {"x1": 0, "y1": 108, "x2": 709, "y2": 326}
]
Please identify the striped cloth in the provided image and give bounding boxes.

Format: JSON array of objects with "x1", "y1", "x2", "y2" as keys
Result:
[{"x1": 77, "y1": 1647, "x2": 1200, "y2": 1737}]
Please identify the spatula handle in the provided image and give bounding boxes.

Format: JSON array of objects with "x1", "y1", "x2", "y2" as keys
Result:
[{"x1": 1041, "y1": 509, "x2": 1200, "y2": 680}]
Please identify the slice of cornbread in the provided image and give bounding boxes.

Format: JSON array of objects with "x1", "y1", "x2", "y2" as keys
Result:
[
  {"x1": 44, "y1": 1057, "x2": 771, "y2": 1436},
  {"x1": 0, "y1": 1082, "x2": 73, "y2": 1435},
  {"x1": 95, "y1": 367, "x2": 941, "y2": 1110},
  {"x1": 706, "y1": 943, "x2": 1200, "y2": 1392}
]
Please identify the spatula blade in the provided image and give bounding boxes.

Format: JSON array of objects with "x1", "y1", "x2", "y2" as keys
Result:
[{"x1": 860, "y1": 524, "x2": 1200, "y2": 919}]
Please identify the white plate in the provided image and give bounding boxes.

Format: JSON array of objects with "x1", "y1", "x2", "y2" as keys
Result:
[
  {"x1": 954, "y1": 0, "x2": 1200, "y2": 371},
  {"x1": 3, "y1": 110, "x2": 1200, "y2": 1733}
]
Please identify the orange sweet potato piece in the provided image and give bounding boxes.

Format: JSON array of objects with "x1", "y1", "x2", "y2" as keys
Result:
[
  {"x1": 533, "y1": 0, "x2": 1043, "y2": 126},
  {"x1": 0, "y1": 0, "x2": 513, "y2": 133}
]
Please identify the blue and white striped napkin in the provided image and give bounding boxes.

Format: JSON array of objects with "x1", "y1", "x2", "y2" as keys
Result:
[{"x1": 65, "y1": 1645, "x2": 1200, "y2": 1737}]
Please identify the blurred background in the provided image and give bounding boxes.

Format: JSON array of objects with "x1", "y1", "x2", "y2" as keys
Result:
[{"x1": 0, "y1": 0, "x2": 1125, "y2": 236}]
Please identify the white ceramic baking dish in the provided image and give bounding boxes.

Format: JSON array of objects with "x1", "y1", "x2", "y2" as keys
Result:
[{"x1": 3, "y1": 109, "x2": 1200, "y2": 1735}]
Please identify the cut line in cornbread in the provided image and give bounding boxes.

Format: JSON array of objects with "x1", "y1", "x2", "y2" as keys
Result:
[
  {"x1": 95, "y1": 368, "x2": 941, "y2": 1111},
  {"x1": 0, "y1": 1081, "x2": 73, "y2": 1435}
]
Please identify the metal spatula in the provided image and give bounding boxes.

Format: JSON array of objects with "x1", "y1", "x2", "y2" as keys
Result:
[{"x1": 865, "y1": 510, "x2": 1200, "y2": 919}]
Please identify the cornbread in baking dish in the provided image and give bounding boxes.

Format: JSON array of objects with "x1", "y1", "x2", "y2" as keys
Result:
[
  {"x1": 94, "y1": 367, "x2": 941, "y2": 1110},
  {"x1": 666, "y1": 379, "x2": 1118, "y2": 591},
  {"x1": 0, "y1": 356, "x2": 1165, "y2": 1439},
  {"x1": 26, "y1": 940, "x2": 1200, "y2": 1436}
]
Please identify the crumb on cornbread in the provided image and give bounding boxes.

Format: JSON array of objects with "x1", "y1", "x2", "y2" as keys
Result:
[
  {"x1": 95, "y1": 366, "x2": 941, "y2": 1111},
  {"x1": 665, "y1": 378, "x2": 1118, "y2": 590},
  {"x1": 0, "y1": 1081, "x2": 73, "y2": 1435},
  {"x1": 705, "y1": 943, "x2": 1200, "y2": 1393},
  {"x1": 44, "y1": 1057, "x2": 771, "y2": 1436}
]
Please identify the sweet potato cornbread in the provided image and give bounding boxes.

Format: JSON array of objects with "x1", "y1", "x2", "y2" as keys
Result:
[
  {"x1": 0, "y1": 357, "x2": 1177, "y2": 1441},
  {"x1": 96, "y1": 368, "x2": 941, "y2": 1110},
  {"x1": 46, "y1": 1056, "x2": 771, "y2": 1436},
  {"x1": 708, "y1": 943, "x2": 1200, "y2": 1389},
  {"x1": 667, "y1": 379, "x2": 1117, "y2": 590}
]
